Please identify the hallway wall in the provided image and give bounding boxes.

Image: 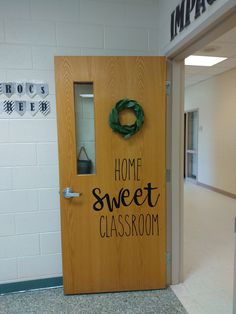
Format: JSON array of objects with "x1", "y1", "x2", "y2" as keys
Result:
[
  {"x1": 185, "y1": 67, "x2": 236, "y2": 195},
  {"x1": 0, "y1": 0, "x2": 159, "y2": 284}
]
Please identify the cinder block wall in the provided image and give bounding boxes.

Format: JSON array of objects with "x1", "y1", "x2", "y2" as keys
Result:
[{"x1": 0, "y1": 0, "x2": 159, "y2": 284}]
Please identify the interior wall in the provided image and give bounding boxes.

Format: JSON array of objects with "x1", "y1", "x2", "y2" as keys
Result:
[
  {"x1": 185, "y1": 68, "x2": 236, "y2": 195},
  {"x1": 0, "y1": 0, "x2": 160, "y2": 284}
]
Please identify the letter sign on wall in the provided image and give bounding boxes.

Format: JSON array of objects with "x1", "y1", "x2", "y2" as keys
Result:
[
  {"x1": 170, "y1": 0, "x2": 217, "y2": 41},
  {"x1": 16, "y1": 83, "x2": 26, "y2": 97},
  {"x1": 0, "y1": 82, "x2": 50, "y2": 116}
]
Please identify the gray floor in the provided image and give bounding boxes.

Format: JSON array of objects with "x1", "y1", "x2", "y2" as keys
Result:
[{"x1": 0, "y1": 287, "x2": 187, "y2": 314}]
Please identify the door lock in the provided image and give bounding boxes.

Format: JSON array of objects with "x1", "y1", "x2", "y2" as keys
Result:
[{"x1": 63, "y1": 187, "x2": 81, "y2": 199}]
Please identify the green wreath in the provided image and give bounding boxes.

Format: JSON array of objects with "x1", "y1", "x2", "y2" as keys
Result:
[{"x1": 109, "y1": 98, "x2": 144, "y2": 139}]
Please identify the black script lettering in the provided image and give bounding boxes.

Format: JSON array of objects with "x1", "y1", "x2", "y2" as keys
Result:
[
  {"x1": 144, "y1": 183, "x2": 160, "y2": 207},
  {"x1": 92, "y1": 188, "x2": 104, "y2": 211},
  {"x1": 93, "y1": 188, "x2": 123, "y2": 212},
  {"x1": 121, "y1": 189, "x2": 132, "y2": 207},
  {"x1": 105, "y1": 190, "x2": 122, "y2": 212},
  {"x1": 195, "y1": 0, "x2": 206, "y2": 19},
  {"x1": 92, "y1": 183, "x2": 160, "y2": 212},
  {"x1": 133, "y1": 188, "x2": 143, "y2": 206}
]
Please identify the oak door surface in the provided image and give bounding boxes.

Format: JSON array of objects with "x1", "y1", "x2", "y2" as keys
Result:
[{"x1": 55, "y1": 56, "x2": 166, "y2": 294}]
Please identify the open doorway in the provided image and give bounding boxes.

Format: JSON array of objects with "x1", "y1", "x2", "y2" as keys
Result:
[{"x1": 172, "y1": 24, "x2": 236, "y2": 313}]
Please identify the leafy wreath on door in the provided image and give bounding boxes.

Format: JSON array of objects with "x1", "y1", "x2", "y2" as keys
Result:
[{"x1": 109, "y1": 99, "x2": 144, "y2": 139}]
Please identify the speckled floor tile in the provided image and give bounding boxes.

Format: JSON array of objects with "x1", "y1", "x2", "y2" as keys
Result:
[{"x1": 0, "y1": 287, "x2": 187, "y2": 314}]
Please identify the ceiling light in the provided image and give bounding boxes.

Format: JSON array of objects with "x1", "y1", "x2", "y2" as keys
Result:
[
  {"x1": 80, "y1": 94, "x2": 94, "y2": 98},
  {"x1": 185, "y1": 55, "x2": 227, "y2": 66}
]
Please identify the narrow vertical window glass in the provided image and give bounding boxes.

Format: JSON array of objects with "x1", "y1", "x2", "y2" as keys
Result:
[{"x1": 74, "y1": 83, "x2": 96, "y2": 175}]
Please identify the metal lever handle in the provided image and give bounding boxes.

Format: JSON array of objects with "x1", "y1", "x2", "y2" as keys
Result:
[{"x1": 63, "y1": 187, "x2": 81, "y2": 199}]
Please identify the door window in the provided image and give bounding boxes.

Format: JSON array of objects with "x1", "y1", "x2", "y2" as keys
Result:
[{"x1": 74, "y1": 83, "x2": 96, "y2": 175}]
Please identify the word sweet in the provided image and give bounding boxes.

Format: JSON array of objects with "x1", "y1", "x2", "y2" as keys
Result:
[
  {"x1": 171, "y1": 0, "x2": 217, "y2": 41},
  {"x1": 99, "y1": 214, "x2": 159, "y2": 238},
  {"x1": 92, "y1": 183, "x2": 160, "y2": 212}
]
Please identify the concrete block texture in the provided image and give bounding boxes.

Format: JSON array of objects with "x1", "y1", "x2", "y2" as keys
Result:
[{"x1": 0, "y1": 0, "x2": 159, "y2": 283}]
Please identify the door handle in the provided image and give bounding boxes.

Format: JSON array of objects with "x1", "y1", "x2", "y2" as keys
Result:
[{"x1": 63, "y1": 187, "x2": 81, "y2": 199}]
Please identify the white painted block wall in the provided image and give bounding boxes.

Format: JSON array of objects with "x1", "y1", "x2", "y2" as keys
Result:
[
  {"x1": 0, "y1": 0, "x2": 159, "y2": 284},
  {"x1": 185, "y1": 68, "x2": 236, "y2": 195}
]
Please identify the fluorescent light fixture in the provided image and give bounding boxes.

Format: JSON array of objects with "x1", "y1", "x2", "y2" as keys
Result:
[
  {"x1": 185, "y1": 55, "x2": 227, "y2": 66},
  {"x1": 80, "y1": 94, "x2": 94, "y2": 98}
]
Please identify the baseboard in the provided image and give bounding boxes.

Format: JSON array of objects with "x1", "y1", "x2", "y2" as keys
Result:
[
  {"x1": 0, "y1": 276, "x2": 63, "y2": 295},
  {"x1": 197, "y1": 181, "x2": 236, "y2": 199}
]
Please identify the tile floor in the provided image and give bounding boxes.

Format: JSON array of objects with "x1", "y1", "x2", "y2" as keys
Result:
[
  {"x1": 0, "y1": 287, "x2": 187, "y2": 314},
  {"x1": 172, "y1": 182, "x2": 236, "y2": 314}
]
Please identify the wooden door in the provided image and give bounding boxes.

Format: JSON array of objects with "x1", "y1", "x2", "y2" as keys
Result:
[{"x1": 55, "y1": 56, "x2": 166, "y2": 294}]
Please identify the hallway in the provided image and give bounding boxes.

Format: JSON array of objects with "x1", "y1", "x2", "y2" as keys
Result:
[{"x1": 172, "y1": 183, "x2": 236, "y2": 313}]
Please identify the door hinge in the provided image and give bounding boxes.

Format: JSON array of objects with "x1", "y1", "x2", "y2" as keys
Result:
[
  {"x1": 166, "y1": 169, "x2": 171, "y2": 183},
  {"x1": 166, "y1": 251, "x2": 171, "y2": 265},
  {"x1": 166, "y1": 80, "x2": 171, "y2": 96}
]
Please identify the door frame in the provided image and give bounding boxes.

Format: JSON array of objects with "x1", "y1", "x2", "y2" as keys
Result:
[{"x1": 166, "y1": 6, "x2": 236, "y2": 284}]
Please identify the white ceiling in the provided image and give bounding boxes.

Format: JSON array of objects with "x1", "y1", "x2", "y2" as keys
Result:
[{"x1": 185, "y1": 26, "x2": 236, "y2": 87}]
